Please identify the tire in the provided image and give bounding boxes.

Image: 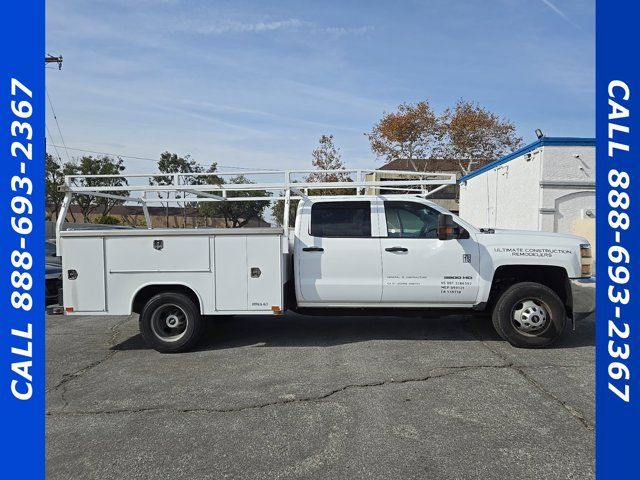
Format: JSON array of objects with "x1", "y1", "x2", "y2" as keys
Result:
[
  {"x1": 139, "y1": 292, "x2": 204, "y2": 353},
  {"x1": 491, "y1": 282, "x2": 566, "y2": 348}
]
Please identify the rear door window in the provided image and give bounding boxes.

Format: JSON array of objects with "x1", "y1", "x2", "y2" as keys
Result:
[{"x1": 310, "y1": 201, "x2": 371, "y2": 237}]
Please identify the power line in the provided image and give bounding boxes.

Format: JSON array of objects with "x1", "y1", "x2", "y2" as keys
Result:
[
  {"x1": 45, "y1": 125, "x2": 64, "y2": 162},
  {"x1": 45, "y1": 143, "x2": 281, "y2": 172},
  {"x1": 45, "y1": 87, "x2": 72, "y2": 164}
]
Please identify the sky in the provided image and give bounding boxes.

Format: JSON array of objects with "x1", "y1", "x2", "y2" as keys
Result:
[{"x1": 45, "y1": 0, "x2": 595, "y2": 174}]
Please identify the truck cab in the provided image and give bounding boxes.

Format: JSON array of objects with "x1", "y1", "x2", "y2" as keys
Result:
[{"x1": 294, "y1": 196, "x2": 481, "y2": 307}]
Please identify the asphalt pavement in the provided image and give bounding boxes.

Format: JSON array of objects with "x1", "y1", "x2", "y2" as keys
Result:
[{"x1": 46, "y1": 312, "x2": 595, "y2": 479}]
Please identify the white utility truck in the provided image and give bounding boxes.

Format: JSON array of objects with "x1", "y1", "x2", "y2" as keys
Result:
[{"x1": 56, "y1": 170, "x2": 594, "y2": 352}]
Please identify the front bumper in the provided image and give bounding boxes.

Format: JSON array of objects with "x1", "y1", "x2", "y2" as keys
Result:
[{"x1": 569, "y1": 277, "x2": 595, "y2": 320}]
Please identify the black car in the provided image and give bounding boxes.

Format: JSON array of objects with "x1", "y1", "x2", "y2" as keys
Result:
[
  {"x1": 45, "y1": 261, "x2": 62, "y2": 306},
  {"x1": 46, "y1": 240, "x2": 62, "y2": 306}
]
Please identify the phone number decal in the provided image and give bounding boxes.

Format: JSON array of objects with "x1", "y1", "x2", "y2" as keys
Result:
[
  {"x1": 8, "y1": 78, "x2": 35, "y2": 400},
  {"x1": 606, "y1": 80, "x2": 632, "y2": 403}
]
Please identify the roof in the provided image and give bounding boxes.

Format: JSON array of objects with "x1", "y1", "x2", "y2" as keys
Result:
[
  {"x1": 459, "y1": 137, "x2": 596, "y2": 182},
  {"x1": 379, "y1": 158, "x2": 462, "y2": 173}
]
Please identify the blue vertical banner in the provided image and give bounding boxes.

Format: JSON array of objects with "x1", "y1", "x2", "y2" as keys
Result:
[
  {"x1": 596, "y1": 0, "x2": 640, "y2": 478},
  {"x1": 0, "y1": 0, "x2": 45, "y2": 477}
]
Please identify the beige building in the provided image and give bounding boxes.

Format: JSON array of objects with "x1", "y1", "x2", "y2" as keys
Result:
[{"x1": 366, "y1": 158, "x2": 462, "y2": 213}]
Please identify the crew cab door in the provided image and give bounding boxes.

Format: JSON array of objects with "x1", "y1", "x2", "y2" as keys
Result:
[
  {"x1": 380, "y1": 200, "x2": 479, "y2": 304},
  {"x1": 295, "y1": 199, "x2": 383, "y2": 304}
]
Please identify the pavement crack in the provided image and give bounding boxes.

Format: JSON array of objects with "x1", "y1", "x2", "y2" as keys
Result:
[
  {"x1": 47, "y1": 315, "x2": 134, "y2": 400},
  {"x1": 468, "y1": 328, "x2": 594, "y2": 432},
  {"x1": 46, "y1": 364, "x2": 507, "y2": 417}
]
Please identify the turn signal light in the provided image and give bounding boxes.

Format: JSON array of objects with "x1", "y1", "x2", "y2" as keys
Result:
[
  {"x1": 580, "y1": 243, "x2": 592, "y2": 277},
  {"x1": 580, "y1": 244, "x2": 592, "y2": 259}
]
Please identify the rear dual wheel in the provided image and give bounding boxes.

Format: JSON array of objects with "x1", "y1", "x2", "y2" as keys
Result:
[
  {"x1": 140, "y1": 292, "x2": 204, "y2": 353},
  {"x1": 491, "y1": 282, "x2": 566, "y2": 348}
]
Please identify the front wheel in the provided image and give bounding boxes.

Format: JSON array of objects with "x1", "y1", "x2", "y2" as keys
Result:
[
  {"x1": 139, "y1": 292, "x2": 204, "y2": 353},
  {"x1": 491, "y1": 282, "x2": 566, "y2": 348}
]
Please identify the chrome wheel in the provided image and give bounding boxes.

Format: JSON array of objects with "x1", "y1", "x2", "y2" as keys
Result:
[
  {"x1": 150, "y1": 304, "x2": 188, "y2": 342},
  {"x1": 511, "y1": 299, "x2": 550, "y2": 335}
]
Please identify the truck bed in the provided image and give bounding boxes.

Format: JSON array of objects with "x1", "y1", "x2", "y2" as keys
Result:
[{"x1": 60, "y1": 227, "x2": 286, "y2": 316}]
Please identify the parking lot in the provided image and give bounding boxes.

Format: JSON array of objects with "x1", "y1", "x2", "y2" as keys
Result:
[{"x1": 46, "y1": 312, "x2": 594, "y2": 479}]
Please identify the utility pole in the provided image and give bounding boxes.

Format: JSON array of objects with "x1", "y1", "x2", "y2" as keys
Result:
[
  {"x1": 45, "y1": 54, "x2": 63, "y2": 70},
  {"x1": 45, "y1": 53, "x2": 64, "y2": 225}
]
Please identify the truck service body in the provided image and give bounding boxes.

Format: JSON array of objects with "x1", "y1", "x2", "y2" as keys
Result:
[{"x1": 56, "y1": 170, "x2": 595, "y2": 352}]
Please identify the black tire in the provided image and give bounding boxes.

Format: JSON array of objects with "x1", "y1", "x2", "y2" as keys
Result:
[
  {"x1": 139, "y1": 292, "x2": 204, "y2": 353},
  {"x1": 491, "y1": 282, "x2": 566, "y2": 348}
]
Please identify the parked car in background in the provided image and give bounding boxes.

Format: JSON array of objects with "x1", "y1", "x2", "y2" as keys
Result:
[
  {"x1": 46, "y1": 239, "x2": 62, "y2": 306},
  {"x1": 46, "y1": 239, "x2": 61, "y2": 265}
]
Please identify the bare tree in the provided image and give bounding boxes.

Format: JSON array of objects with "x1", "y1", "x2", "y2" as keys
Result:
[{"x1": 272, "y1": 134, "x2": 351, "y2": 226}]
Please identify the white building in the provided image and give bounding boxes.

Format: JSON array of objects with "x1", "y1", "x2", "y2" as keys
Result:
[{"x1": 459, "y1": 137, "x2": 595, "y2": 249}]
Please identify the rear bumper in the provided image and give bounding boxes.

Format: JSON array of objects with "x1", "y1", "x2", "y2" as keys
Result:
[
  {"x1": 570, "y1": 277, "x2": 595, "y2": 320},
  {"x1": 45, "y1": 275, "x2": 62, "y2": 306}
]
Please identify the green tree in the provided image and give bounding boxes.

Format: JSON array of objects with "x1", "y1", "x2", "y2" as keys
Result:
[
  {"x1": 63, "y1": 155, "x2": 128, "y2": 222},
  {"x1": 150, "y1": 151, "x2": 211, "y2": 227},
  {"x1": 45, "y1": 152, "x2": 65, "y2": 220},
  {"x1": 437, "y1": 99, "x2": 523, "y2": 175},
  {"x1": 200, "y1": 175, "x2": 269, "y2": 228}
]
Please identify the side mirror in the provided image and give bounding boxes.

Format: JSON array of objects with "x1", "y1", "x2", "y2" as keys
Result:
[{"x1": 437, "y1": 214, "x2": 458, "y2": 241}]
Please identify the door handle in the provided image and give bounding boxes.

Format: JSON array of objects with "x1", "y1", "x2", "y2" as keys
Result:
[
  {"x1": 302, "y1": 247, "x2": 324, "y2": 252},
  {"x1": 385, "y1": 246, "x2": 408, "y2": 252}
]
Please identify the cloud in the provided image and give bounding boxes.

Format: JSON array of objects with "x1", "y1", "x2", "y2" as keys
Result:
[
  {"x1": 539, "y1": 0, "x2": 580, "y2": 28},
  {"x1": 320, "y1": 25, "x2": 374, "y2": 36},
  {"x1": 192, "y1": 18, "x2": 306, "y2": 35},
  {"x1": 183, "y1": 17, "x2": 373, "y2": 37}
]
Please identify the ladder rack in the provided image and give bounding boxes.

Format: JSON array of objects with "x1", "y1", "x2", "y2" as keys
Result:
[{"x1": 55, "y1": 168, "x2": 457, "y2": 251}]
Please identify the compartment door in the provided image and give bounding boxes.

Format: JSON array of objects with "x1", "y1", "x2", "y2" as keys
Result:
[
  {"x1": 214, "y1": 236, "x2": 248, "y2": 311},
  {"x1": 247, "y1": 236, "x2": 282, "y2": 310},
  {"x1": 62, "y1": 237, "x2": 106, "y2": 312}
]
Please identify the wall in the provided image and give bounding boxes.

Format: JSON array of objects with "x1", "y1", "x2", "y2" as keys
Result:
[
  {"x1": 459, "y1": 143, "x2": 595, "y2": 247},
  {"x1": 539, "y1": 145, "x2": 596, "y2": 250},
  {"x1": 459, "y1": 148, "x2": 542, "y2": 230}
]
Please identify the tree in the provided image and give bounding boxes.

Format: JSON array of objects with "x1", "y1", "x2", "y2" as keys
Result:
[
  {"x1": 150, "y1": 151, "x2": 208, "y2": 227},
  {"x1": 200, "y1": 175, "x2": 269, "y2": 228},
  {"x1": 63, "y1": 155, "x2": 128, "y2": 222},
  {"x1": 45, "y1": 152, "x2": 65, "y2": 220},
  {"x1": 307, "y1": 134, "x2": 351, "y2": 183},
  {"x1": 270, "y1": 187, "x2": 298, "y2": 228},
  {"x1": 195, "y1": 163, "x2": 223, "y2": 227},
  {"x1": 366, "y1": 101, "x2": 440, "y2": 170},
  {"x1": 437, "y1": 99, "x2": 523, "y2": 175},
  {"x1": 271, "y1": 134, "x2": 351, "y2": 226}
]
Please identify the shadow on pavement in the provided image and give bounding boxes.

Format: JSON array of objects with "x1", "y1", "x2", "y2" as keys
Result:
[{"x1": 112, "y1": 312, "x2": 594, "y2": 352}]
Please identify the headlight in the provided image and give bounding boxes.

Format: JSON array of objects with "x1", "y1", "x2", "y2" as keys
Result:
[{"x1": 580, "y1": 243, "x2": 592, "y2": 277}]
